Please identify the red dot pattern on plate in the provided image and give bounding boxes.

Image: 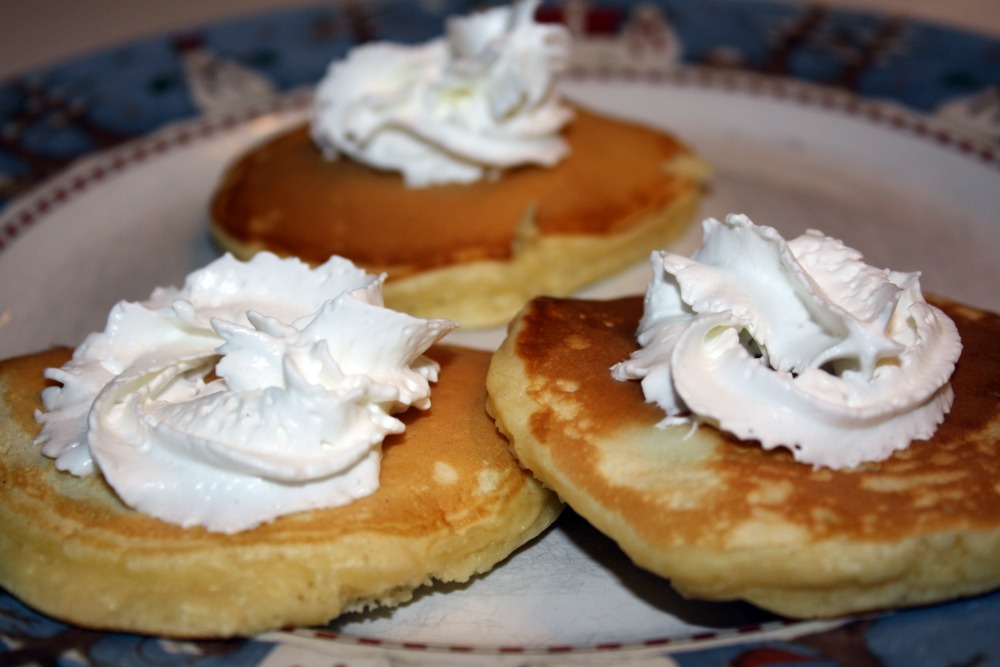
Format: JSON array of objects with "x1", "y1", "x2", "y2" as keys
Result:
[
  {"x1": 298, "y1": 618, "x2": 806, "y2": 656},
  {"x1": 0, "y1": 68, "x2": 916, "y2": 654},
  {"x1": 2, "y1": 71, "x2": 996, "y2": 258},
  {"x1": 0, "y1": 90, "x2": 311, "y2": 254},
  {"x1": 3, "y1": 69, "x2": 997, "y2": 258},
  {"x1": 571, "y1": 66, "x2": 999, "y2": 167}
]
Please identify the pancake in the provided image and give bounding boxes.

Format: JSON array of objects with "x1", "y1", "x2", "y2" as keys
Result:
[
  {"x1": 486, "y1": 295, "x2": 1000, "y2": 618},
  {"x1": 210, "y1": 106, "x2": 709, "y2": 327},
  {"x1": 0, "y1": 344, "x2": 561, "y2": 638}
]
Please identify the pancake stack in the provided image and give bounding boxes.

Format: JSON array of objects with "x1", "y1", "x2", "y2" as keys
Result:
[
  {"x1": 0, "y1": 345, "x2": 561, "y2": 637},
  {"x1": 486, "y1": 295, "x2": 1000, "y2": 618}
]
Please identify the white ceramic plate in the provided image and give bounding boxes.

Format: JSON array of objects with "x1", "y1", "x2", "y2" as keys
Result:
[{"x1": 1, "y1": 70, "x2": 998, "y2": 661}]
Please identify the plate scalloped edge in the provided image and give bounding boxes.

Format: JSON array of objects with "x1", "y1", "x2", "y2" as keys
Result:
[
  {"x1": 1, "y1": 64, "x2": 999, "y2": 666},
  {"x1": 2, "y1": 63, "x2": 998, "y2": 259},
  {"x1": 567, "y1": 66, "x2": 1000, "y2": 169},
  {"x1": 269, "y1": 616, "x2": 852, "y2": 662}
]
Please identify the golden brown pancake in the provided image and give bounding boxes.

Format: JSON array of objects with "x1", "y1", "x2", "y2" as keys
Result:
[
  {"x1": 0, "y1": 345, "x2": 561, "y2": 638},
  {"x1": 486, "y1": 295, "x2": 1000, "y2": 618},
  {"x1": 210, "y1": 106, "x2": 709, "y2": 327}
]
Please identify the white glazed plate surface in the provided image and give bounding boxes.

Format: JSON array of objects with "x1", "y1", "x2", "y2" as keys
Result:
[{"x1": 1, "y1": 69, "x2": 998, "y2": 660}]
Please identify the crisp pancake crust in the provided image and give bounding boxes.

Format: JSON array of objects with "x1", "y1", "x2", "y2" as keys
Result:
[
  {"x1": 0, "y1": 345, "x2": 561, "y2": 638},
  {"x1": 210, "y1": 107, "x2": 708, "y2": 327},
  {"x1": 486, "y1": 295, "x2": 1000, "y2": 618}
]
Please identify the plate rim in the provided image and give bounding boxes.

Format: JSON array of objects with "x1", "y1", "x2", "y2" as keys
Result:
[
  {"x1": 2, "y1": 63, "x2": 998, "y2": 260},
  {"x1": 1, "y1": 63, "x2": 999, "y2": 661}
]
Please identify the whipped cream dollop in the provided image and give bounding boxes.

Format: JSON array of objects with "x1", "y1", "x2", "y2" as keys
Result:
[
  {"x1": 35, "y1": 253, "x2": 457, "y2": 532},
  {"x1": 611, "y1": 214, "x2": 962, "y2": 469},
  {"x1": 311, "y1": 0, "x2": 573, "y2": 187}
]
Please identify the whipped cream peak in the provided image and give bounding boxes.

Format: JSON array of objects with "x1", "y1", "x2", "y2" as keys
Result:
[
  {"x1": 614, "y1": 214, "x2": 962, "y2": 469},
  {"x1": 35, "y1": 252, "x2": 457, "y2": 532},
  {"x1": 311, "y1": 0, "x2": 573, "y2": 187}
]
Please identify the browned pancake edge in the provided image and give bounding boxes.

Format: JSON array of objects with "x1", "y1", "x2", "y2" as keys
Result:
[
  {"x1": 0, "y1": 345, "x2": 562, "y2": 637},
  {"x1": 486, "y1": 295, "x2": 1000, "y2": 618},
  {"x1": 210, "y1": 106, "x2": 708, "y2": 273}
]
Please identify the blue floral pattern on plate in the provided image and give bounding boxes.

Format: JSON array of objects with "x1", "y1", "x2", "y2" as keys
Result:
[
  {"x1": 1, "y1": 1, "x2": 999, "y2": 665},
  {"x1": 1, "y1": 0, "x2": 998, "y2": 208}
]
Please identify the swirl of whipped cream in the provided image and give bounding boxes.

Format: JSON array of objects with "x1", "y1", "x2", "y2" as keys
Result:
[
  {"x1": 311, "y1": 0, "x2": 573, "y2": 187},
  {"x1": 611, "y1": 214, "x2": 962, "y2": 469},
  {"x1": 35, "y1": 252, "x2": 457, "y2": 532}
]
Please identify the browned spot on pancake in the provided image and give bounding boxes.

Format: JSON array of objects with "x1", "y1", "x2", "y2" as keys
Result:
[
  {"x1": 518, "y1": 296, "x2": 666, "y2": 438},
  {"x1": 0, "y1": 348, "x2": 69, "y2": 434},
  {"x1": 513, "y1": 296, "x2": 1000, "y2": 549},
  {"x1": 704, "y1": 299, "x2": 1000, "y2": 543},
  {"x1": 211, "y1": 107, "x2": 692, "y2": 277}
]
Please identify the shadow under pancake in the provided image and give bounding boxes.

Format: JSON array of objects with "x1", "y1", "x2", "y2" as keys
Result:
[
  {"x1": 320, "y1": 524, "x2": 551, "y2": 632},
  {"x1": 323, "y1": 509, "x2": 782, "y2": 643},
  {"x1": 556, "y1": 508, "x2": 784, "y2": 629}
]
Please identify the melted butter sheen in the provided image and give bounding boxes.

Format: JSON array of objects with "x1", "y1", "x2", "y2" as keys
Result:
[
  {"x1": 34, "y1": 253, "x2": 457, "y2": 532},
  {"x1": 612, "y1": 214, "x2": 962, "y2": 469}
]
